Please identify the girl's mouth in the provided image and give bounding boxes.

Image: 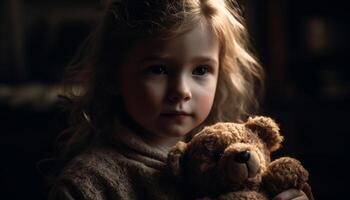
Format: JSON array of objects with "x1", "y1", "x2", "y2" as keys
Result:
[
  {"x1": 162, "y1": 111, "x2": 191, "y2": 115},
  {"x1": 160, "y1": 111, "x2": 192, "y2": 121}
]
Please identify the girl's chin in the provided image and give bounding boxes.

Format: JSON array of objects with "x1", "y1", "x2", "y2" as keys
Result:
[{"x1": 160, "y1": 125, "x2": 192, "y2": 137}]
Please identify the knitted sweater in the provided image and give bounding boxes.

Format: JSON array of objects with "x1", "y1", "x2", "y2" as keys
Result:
[{"x1": 48, "y1": 122, "x2": 186, "y2": 200}]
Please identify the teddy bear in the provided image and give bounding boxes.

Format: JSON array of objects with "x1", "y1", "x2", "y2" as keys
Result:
[{"x1": 167, "y1": 116, "x2": 309, "y2": 200}]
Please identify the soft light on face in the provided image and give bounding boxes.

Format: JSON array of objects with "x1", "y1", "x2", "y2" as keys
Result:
[{"x1": 118, "y1": 21, "x2": 220, "y2": 146}]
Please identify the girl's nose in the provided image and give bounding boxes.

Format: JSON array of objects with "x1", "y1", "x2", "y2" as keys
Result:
[{"x1": 167, "y1": 76, "x2": 192, "y2": 103}]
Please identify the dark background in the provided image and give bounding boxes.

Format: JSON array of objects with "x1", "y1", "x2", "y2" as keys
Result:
[{"x1": 1, "y1": 0, "x2": 349, "y2": 199}]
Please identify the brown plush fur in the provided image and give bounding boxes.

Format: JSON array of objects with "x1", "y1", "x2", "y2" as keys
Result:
[{"x1": 167, "y1": 116, "x2": 309, "y2": 199}]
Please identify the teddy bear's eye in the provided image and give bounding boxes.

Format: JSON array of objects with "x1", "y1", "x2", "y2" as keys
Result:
[{"x1": 213, "y1": 152, "x2": 223, "y2": 161}]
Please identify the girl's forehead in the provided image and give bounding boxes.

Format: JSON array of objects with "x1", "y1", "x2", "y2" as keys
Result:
[{"x1": 126, "y1": 22, "x2": 220, "y2": 62}]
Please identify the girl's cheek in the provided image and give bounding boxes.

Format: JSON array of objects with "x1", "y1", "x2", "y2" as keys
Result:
[
  {"x1": 143, "y1": 79, "x2": 166, "y2": 103},
  {"x1": 195, "y1": 86, "x2": 216, "y2": 110},
  {"x1": 199, "y1": 98, "x2": 213, "y2": 116}
]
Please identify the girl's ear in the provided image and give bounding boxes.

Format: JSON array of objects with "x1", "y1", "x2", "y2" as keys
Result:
[
  {"x1": 245, "y1": 116, "x2": 284, "y2": 152},
  {"x1": 167, "y1": 141, "x2": 188, "y2": 177}
]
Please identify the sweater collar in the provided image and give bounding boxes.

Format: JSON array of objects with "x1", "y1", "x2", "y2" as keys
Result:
[{"x1": 105, "y1": 118, "x2": 172, "y2": 170}]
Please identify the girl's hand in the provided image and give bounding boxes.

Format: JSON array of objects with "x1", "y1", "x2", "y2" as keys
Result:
[{"x1": 273, "y1": 183, "x2": 314, "y2": 200}]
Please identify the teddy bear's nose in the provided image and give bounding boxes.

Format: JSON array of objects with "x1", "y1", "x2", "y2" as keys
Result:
[{"x1": 235, "y1": 151, "x2": 250, "y2": 163}]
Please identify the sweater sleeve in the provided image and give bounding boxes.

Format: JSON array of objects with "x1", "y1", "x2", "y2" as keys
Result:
[
  {"x1": 47, "y1": 144, "x2": 184, "y2": 200},
  {"x1": 48, "y1": 166, "x2": 134, "y2": 200},
  {"x1": 48, "y1": 173, "x2": 110, "y2": 200},
  {"x1": 48, "y1": 180, "x2": 85, "y2": 200},
  {"x1": 47, "y1": 150, "x2": 136, "y2": 200}
]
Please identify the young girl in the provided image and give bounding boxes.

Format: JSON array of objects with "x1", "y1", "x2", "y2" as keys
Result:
[{"x1": 48, "y1": 0, "x2": 314, "y2": 199}]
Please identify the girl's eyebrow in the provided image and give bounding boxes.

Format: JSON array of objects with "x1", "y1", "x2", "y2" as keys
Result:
[
  {"x1": 191, "y1": 56, "x2": 218, "y2": 66},
  {"x1": 138, "y1": 54, "x2": 172, "y2": 63}
]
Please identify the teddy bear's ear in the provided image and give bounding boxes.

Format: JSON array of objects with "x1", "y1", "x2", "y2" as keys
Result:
[
  {"x1": 167, "y1": 141, "x2": 188, "y2": 177},
  {"x1": 245, "y1": 116, "x2": 284, "y2": 152}
]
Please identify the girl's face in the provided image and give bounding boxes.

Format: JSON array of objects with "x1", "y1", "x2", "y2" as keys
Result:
[{"x1": 118, "y1": 22, "x2": 220, "y2": 145}]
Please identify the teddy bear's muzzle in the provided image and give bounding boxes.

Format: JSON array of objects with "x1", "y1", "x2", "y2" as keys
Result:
[{"x1": 220, "y1": 144, "x2": 261, "y2": 185}]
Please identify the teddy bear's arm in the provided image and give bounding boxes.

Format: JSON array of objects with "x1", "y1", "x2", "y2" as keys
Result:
[{"x1": 262, "y1": 157, "x2": 309, "y2": 197}]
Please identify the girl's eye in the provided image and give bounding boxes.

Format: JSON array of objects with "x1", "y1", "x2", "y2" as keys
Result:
[
  {"x1": 193, "y1": 65, "x2": 210, "y2": 76},
  {"x1": 146, "y1": 65, "x2": 167, "y2": 75}
]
